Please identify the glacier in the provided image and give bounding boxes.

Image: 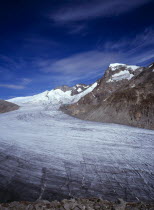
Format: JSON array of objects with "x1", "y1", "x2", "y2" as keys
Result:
[
  {"x1": 0, "y1": 67, "x2": 154, "y2": 202},
  {"x1": 0, "y1": 102, "x2": 154, "y2": 202}
]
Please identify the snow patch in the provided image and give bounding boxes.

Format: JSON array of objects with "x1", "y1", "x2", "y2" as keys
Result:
[
  {"x1": 107, "y1": 70, "x2": 134, "y2": 82},
  {"x1": 131, "y1": 84, "x2": 136, "y2": 88},
  {"x1": 76, "y1": 84, "x2": 89, "y2": 88},
  {"x1": 77, "y1": 88, "x2": 82, "y2": 92}
]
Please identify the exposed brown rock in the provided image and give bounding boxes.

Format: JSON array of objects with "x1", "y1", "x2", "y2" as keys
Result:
[
  {"x1": 0, "y1": 100, "x2": 19, "y2": 113},
  {"x1": 0, "y1": 198, "x2": 153, "y2": 210},
  {"x1": 55, "y1": 84, "x2": 90, "y2": 96}
]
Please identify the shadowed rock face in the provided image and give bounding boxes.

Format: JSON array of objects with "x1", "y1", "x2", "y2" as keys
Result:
[
  {"x1": 0, "y1": 100, "x2": 19, "y2": 113},
  {"x1": 61, "y1": 63, "x2": 154, "y2": 130}
]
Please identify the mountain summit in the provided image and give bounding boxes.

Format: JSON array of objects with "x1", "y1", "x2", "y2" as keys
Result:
[
  {"x1": 8, "y1": 83, "x2": 97, "y2": 107},
  {"x1": 62, "y1": 63, "x2": 154, "y2": 130}
]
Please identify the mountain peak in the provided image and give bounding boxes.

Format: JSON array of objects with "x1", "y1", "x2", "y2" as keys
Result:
[
  {"x1": 106, "y1": 63, "x2": 143, "y2": 83},
  {"x1": 109, "y1": 63, "x2": 126, "y2": 67},
  {"x1": 64, "y1": 62, "x2": 154, "y2": 130},
  {"x1": 109, "y1": 63, "x2": 140, "y2": 72},
  {"x1": 8, "y1": 82, "x2": 96, "y2": 106}
]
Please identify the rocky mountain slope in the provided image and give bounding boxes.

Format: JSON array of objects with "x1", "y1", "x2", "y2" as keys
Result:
[
  {"x1": 62, "y1": 63, "x2": 154, "y2": 130},
  {"x1": 0, "y1": 100, "x2": 19, "y2": 113}
]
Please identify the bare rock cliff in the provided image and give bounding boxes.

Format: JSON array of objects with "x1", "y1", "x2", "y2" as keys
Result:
[{"x1": 0, "y1": 100, "x2": 19, "y2": 113}]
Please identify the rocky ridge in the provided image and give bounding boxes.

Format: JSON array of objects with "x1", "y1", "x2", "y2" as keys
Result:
[
  {"x1": 55, "y1": 84, "x2": 90, "y2": 96},
  {"x1": 0, "y1": 100, "x2": 19, "y2": 113},
  {"x1": 0, "y1": 198, "x2": 153, "y2": 210},
  {"x1": 61, "y1": 63, "x2": 154, "y2": 130}
]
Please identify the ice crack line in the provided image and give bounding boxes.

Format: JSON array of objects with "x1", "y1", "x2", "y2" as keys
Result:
[{"x1": 38, "y1": 167, "x2": 47, "y2": 200}]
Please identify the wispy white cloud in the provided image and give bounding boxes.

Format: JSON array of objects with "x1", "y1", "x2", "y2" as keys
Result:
[
  {"x1": 126, "y1": 50, "x2": 154, "y2": 64},
  {"x1": 68, "y1": 24, "x2": 87, "y2": 35},
  {"x1": 0, "y1": 78, "x2": 32, "y2": 90},
  {"x1": 0, "y1": 84, "x2": 25, "y2": 89},
  {"x1": 0, "y1": 28, "x2": 153, "y2": 89},
  {"x1": 21, "y1": 78, "x2": 32, "y2": 85},
  {"x1": 0, "y1": 53, "x2": 32, "y2": 90},
  {"x1": 38, "y1": 51, "x2": 117, "y2": 73},
  {"x1": 104, "y1": 28, "x2": 154, "y2": 65},
  {"x1": 102, "y1": 27, "x2": 154, "y2": 52},
  {"x1": 23, "y1": 36, "x2": 59, "y2": 51},
  {"x1": 51, "y1": 0, "x2": 152, "y2": 23},
  {"x1": 35, "y1": 27, "x2": 154, "y2": 84}
]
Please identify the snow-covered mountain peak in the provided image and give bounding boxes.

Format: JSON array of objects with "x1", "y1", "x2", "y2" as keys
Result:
[
  {"x1": 109, "y1": 63, "x2": 140, "y2": 71},
  {"x1": 107, "y1": 63, "x2": 142, "y2": 82},
  {"x1": 8, "y1": 82, "x2": 97, "y2": 107},
  {"x1": 109, "y1": 63, "x2": 126, "y2": 68}
]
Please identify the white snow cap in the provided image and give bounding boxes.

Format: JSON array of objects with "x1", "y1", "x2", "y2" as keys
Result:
[
  {"x1": 109, "y1": 63, "x2": 126, "y2": 67},
  {"x1": 8, "y1": 82, "x2": 97, "y2": 107},
  {"x1": 107, "y1": 63, "x2": 142, "y2": 83},
  {"x1": 109, "y1": 63, "x2": 140, "y2": 71}
]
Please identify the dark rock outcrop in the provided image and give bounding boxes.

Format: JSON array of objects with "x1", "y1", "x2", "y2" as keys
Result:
[
  {"x1": 61, "y1": 63, "x2": 154, "y2": 130},
  {"x1": 0, "y1": 100, "x2": 19, "y2": 113},
  {"x1": 55, "y1": 84, "x2": 90, "y2": 96},
  {"x1": 0, "y1": 198, "x2": 153, "y2": 210}
]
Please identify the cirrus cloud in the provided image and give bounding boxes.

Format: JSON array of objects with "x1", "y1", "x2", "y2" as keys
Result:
[
  {"x1": 51, "y1": 0, "x2": 152, "y2": 23},
  {"x1": 0, "y1": 84, "x2": 25, "y2": 90},
  {"x1": 35, "y1": 27, "x2": 154, "y2": 84}
]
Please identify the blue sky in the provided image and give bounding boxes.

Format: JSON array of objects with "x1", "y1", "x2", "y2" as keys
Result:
[{"x1": 0, "y1": 0, "x2": 154, "y2": 99}]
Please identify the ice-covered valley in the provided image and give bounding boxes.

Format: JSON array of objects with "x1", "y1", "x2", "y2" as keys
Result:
[{"x1": 0, "y1": 103, "x2": 154, "y2": 203}]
